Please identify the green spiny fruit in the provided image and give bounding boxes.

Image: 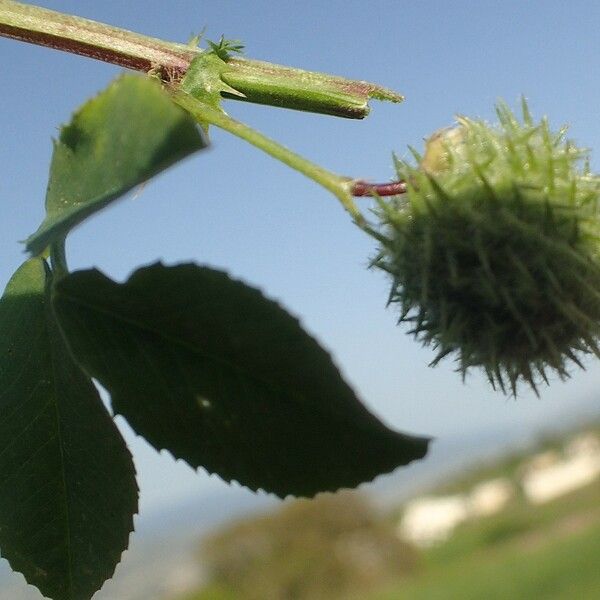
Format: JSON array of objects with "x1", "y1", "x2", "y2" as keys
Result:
[{"x1": 373, "y1": 101, "x2": 600, "y2": 395}]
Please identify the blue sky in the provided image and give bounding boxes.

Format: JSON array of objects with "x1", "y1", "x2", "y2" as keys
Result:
[{"x1": 2, "y1": 0, "x2": 600, "y2": 517}]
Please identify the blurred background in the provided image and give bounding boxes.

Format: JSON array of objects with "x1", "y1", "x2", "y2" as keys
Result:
[{"x1": 1, "y1": 1, "x2": 599, "y2": 598}]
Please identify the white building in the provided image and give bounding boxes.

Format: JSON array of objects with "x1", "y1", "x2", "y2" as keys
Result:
[
  {"x1": 521, "y1": 433, "x2": 600, "y2": 505},
  {"x1": 397, "y1": 431, "x2": 600, "y2": 547},
  {"x1": 468, "y1": 478, "x2": 514, "y2": 517},
  {"x1": 398, "y1": 495, "x2": 470, "y2": 547}
]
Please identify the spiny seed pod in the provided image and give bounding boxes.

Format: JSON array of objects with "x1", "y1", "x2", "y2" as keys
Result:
[{"x1": 373, "y1": 101, "x2": 600, "y2": 395}]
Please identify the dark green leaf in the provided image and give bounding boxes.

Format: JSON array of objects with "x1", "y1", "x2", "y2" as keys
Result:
[
  {"x1": 26, "y1": 75, "x2": 207, "y2": 256},
  {"x1": 0, "y1": 259, "x2": 138, "y2": 600},
  {"x1": 53, "y1": 263, "x2": 429, "y2": 498}
]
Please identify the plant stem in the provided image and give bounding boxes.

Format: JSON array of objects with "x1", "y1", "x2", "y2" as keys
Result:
[
  {"x1": 1, "y1": 1, "x2": 406, "y2": 224},
  {"x1": 221, "y1": 57, "x2": 403, "y2": 119},
  {"x1": 49, "y1": 238, "x2": 69, "y2": 279},
  {"x1": 171, "y1": 89, "x2": 367, "y2": 225},
  {"x1": 0, "y1": 0, "x2": 196, "y2": 77},
  {"x1": 351, "y1": 180, "x2": 407, "y2": 196},
  {"x1": 0, "y1": 1, "x2": 402, "y2": 119}
]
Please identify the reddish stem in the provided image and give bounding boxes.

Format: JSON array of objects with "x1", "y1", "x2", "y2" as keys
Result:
[
  {"x1": 0, "y1": 23, "x2": 190, "y2": 77},
  {"x1": 351, "y1": 180, "x2": 407, "y2": 197}
]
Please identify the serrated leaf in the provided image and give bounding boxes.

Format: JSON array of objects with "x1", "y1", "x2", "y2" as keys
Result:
[
  {"x1": 0, "y1": 259, "x2": 138, "y2": 600},
  {"x1": 26, "y1": 75, "x2": 207, "y2": 256},
  {"x1": 52, "y1": 263, "x2": 429, "y2": 498}
]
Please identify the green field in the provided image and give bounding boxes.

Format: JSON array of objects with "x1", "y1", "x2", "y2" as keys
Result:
[
  {"x1": 179, "y1": 427, "x2": 600, "y2": 600},
  {"x1": 373, "y1": 480, "x2": 600, "y2": 600},
  {"x1": 381, "y1": 522, "x2": 599, "y2": 599}
]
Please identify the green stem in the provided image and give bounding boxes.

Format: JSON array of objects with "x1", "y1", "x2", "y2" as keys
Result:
[
  {"x1": 222, "y1": 57, "x2": 403, "y2": 119},
  {"x1": 172, "y1": 90, "x2": 366, "y2": 225},
  {"x1": 0, "y1": 1, "x2": 402, "y2": 119},
  {"x1": 49, "y1": 238, "x2": 69, "y2": 280}
]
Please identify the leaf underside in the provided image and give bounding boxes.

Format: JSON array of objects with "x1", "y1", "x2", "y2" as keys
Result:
[
  {"x1": 53, "y1": 263, "x2": 429, "y2": 498},
  {"x1": 26, "y1": 75, "x2": 207, "y2": 256},
  {"x1": 0, "y1": 259, "x2": 138, "y2": 600}
]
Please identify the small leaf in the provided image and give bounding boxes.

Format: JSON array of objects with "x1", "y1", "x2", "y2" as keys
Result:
[
  {"x1": 26, "y1": 75, "x2": 207, "y2": 256},
  {"x1": 206, "y1": 35, "x2": 245, "y2": 61},
  {"x1": 0, "y1": 259, "x2": 138, "y2": 600},
  {"x1": 53, "y1": 263, "x2": 429, "y2": 498}
]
